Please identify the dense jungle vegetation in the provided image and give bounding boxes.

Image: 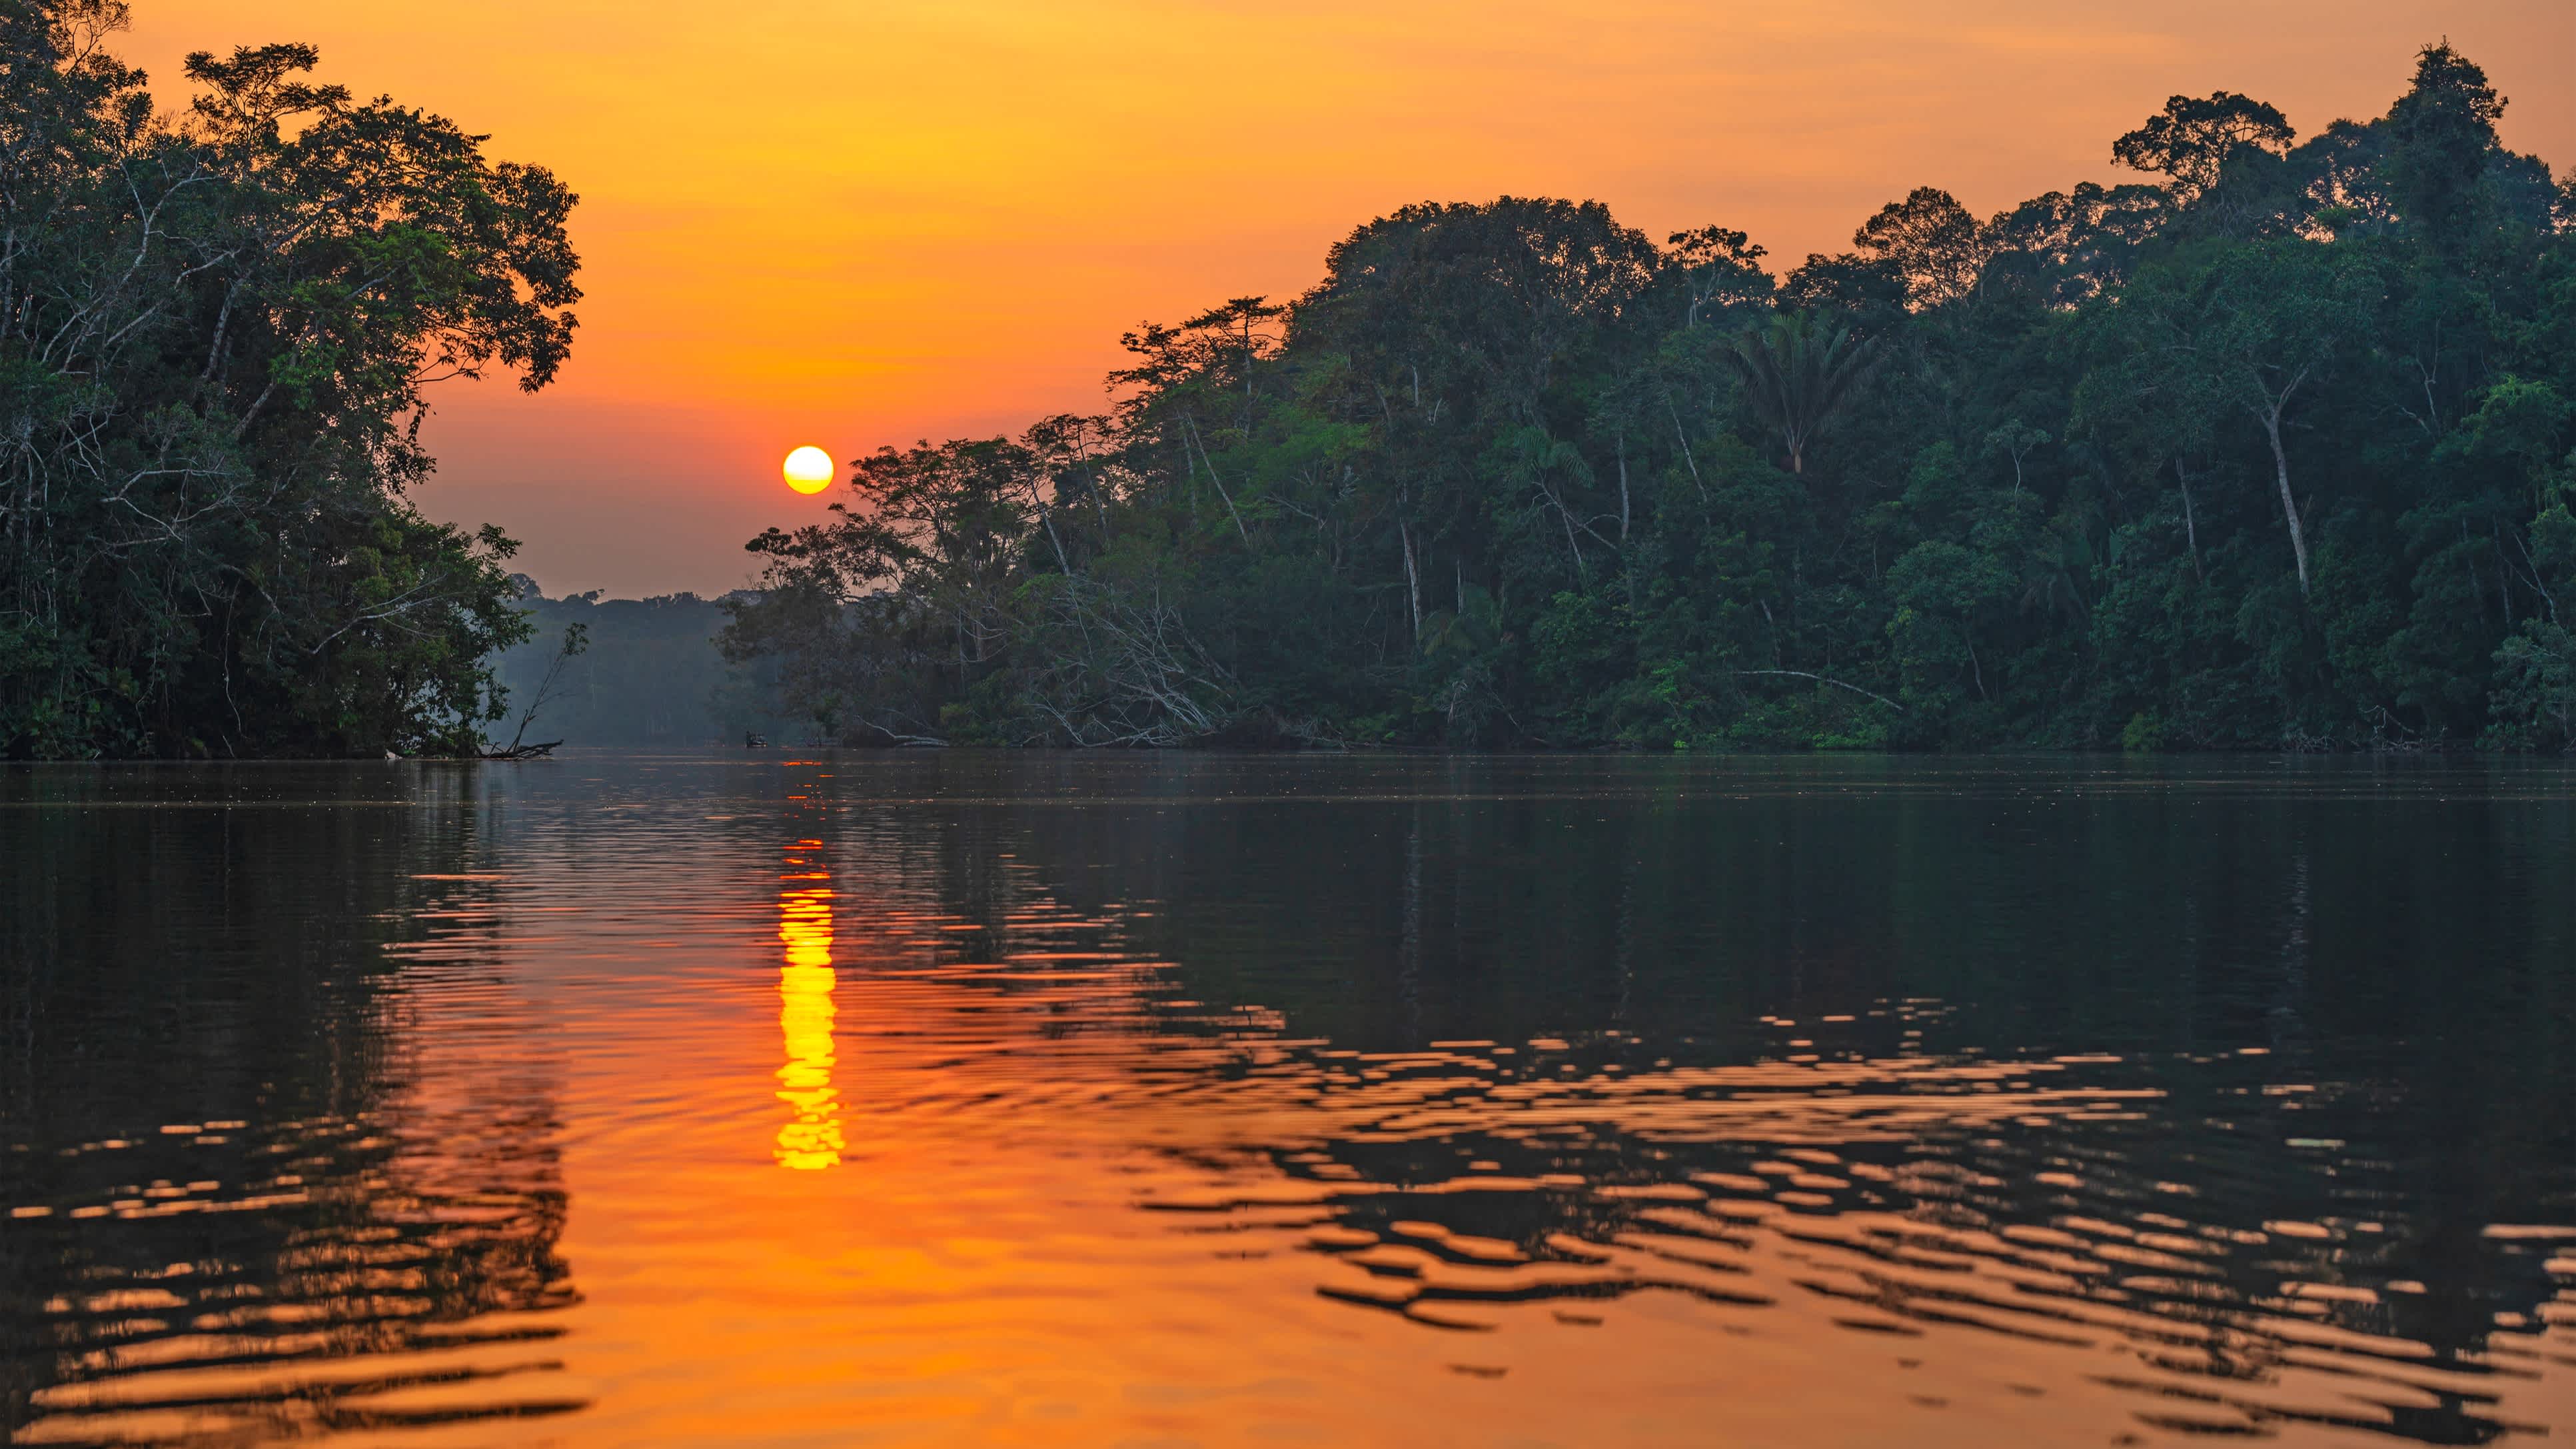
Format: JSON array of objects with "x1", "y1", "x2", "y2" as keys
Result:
[
  {"x1": 4, "y1": 6, "x2": 2569, "y2": 758},
  {"x1": 0, "y1": 1, "x2": 576, "y2": 758},
  {"x1": 727, "y1": 44, "x2": 2576, "y2": 751}
]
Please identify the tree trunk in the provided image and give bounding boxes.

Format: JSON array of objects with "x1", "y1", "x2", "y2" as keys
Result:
[
  {"x1": 2176, "y1": 456, "x2": 2202, "y2": 581},
  {"x1": 1616, "y1": 434, "x2": 1630, "y2": 542},
  {"x1": 1667, "y1": 397, "x2": 1706, "y2": 500},
  {"x1": 1184, "y1": 415, "x2": 1249, "y2": 543},
  {"x1": 1079, "y1": 464, "x2": 1111, "y2": 543},
  {"x1": 1039, "y1": 505, "x2": 1070, "y2": 575},
  {"x1": 1400, "y1": 520, "x2": 1423, "y2": 645},
  {"x1": 2261, "y1": 407, "x2": 2310, "y2": 595},
  {"x1": 1553, "y1": 488, "x2": 1585, "y2": 578},
  {"x1": 1026, "y1": 481, "x2": 1071, "y2": 575}
]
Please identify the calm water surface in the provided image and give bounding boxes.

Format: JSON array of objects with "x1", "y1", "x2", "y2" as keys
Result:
[{"x1": 5, "y1": 753, "x2": 2576, "y2": 1446}]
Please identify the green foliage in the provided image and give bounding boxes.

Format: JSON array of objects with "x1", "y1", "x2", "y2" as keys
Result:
[
  {"x1": 1723, "y1": 313, "x2": 1881, "y2": 473},
  {"x1": 724, "y1": 41, "x2": 2576, "y2": 754},
  {"x1": 0, "y1": 2, "x2": 578, "y2": 756},
  {"x1": 2489, "y1": 621, "x2": 2576, "y2": 750}
]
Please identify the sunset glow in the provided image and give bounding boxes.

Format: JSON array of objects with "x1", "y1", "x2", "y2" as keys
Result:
[{"x1": 113, "y1": 1, "x2": 2575, "y2": 596}]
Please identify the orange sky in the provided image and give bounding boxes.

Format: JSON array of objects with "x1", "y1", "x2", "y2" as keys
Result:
[{"x1": 123, "y1": 1, "x2": 2575, "y2": 599}]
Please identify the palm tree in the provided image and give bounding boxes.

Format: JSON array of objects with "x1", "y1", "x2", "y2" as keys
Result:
[{"x1": 1723, "y1": 313, "x2": 1880, "y2": 474}]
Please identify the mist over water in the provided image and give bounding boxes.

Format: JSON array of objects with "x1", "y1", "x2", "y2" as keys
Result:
[{"x1": 5, "y1": 754, "x2": 2575, "y2": 1445}]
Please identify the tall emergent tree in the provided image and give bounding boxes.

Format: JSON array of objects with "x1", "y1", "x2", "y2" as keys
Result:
[{"x1": 0, "y1": 0, "x2": 578, "y2": 757}]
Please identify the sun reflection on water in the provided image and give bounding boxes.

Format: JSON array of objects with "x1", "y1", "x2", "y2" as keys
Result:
[{"x1": 774, "y1": 837, "x2": 842, "y2": 1170}]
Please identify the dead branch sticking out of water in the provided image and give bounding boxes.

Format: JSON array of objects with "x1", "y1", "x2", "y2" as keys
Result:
[
  {"x1": 481, "y1": 739, "x2": 562, "y2": 760},
  {"x1": 494, "y1": 621, "x2": 588, "y2": 758}
]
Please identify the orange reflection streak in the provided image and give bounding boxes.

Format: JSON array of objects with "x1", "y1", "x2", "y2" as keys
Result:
[{"x1": 774, "y1": 838, "x2": 842, "y2": 1170}]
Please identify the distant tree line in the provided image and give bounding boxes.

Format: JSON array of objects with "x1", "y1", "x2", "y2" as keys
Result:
[
  {"x1": 489, "y1": 582, "x2": 791, "y2": 748},
  {"x1": 726, "y1": 45, "x2": 2576, "y2": 750},
  {"x1": 0, "y1": 1, "x2": 576, "y2": 758}
]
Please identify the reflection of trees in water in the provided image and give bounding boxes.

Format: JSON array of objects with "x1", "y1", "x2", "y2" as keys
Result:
[
  {"x1": 716, "y1": 761, "x2": 2576, "y2": 1447},
  {"x1": 998, "y1": 772, "x2": 2574, "y2": 1060},
  {"x1": 668, "y1": 768, "x2": 2576, "y2": 1444},
  {"x1": 744, "y1": 775, "x2": 2571, "y2": 1441},
  {"x1": 1, "y1": 765, "x2": 580, "y2": 1444},
  {"x1": 1128, "y1": 1032, "x2": 2563, "y2": 1444},
  {"x1": 14, "y1": 757, "x2": 2567, "y2": 1442},
  {"x1": 965, "y1": 774, "x2": 2576, "y2": 1444}
]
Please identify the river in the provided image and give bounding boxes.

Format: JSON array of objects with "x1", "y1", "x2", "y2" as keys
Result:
[{"x1": 5, "y1": 753, "x2": 2573, "y2": 1445}]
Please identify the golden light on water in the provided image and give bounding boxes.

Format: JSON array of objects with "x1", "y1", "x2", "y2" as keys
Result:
[
  {"x1": 782, "y1": 445, "x2": 834, "y2": 495},
  {"x1": 774, "y1": 840, "x2": 843, "y2": 1170}
]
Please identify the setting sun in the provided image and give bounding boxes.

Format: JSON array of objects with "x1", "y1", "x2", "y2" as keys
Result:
[{"x1": 782, "y1": 445, "x2": 834, "y2": 495}]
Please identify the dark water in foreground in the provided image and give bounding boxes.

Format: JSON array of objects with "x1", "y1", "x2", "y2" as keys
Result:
[{"x1": 4, "y1": 754, "x2": 2575, "y2": 1446}]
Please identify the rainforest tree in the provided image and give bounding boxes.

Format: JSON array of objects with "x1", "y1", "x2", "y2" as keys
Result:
[{"x1": 0, "y1": 0, "x2": 578, "y2": 757}]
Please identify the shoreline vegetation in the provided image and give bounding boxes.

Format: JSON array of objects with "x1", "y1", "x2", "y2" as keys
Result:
[
  {"x1": 0, "y1": 1, "x2": 576, "y2": 760},
  {"x1": 721, "y1": 44, "x2": 2576, "y2": 755},
  {"x1": 0, "y1": 5, "x2": 2569, "y2": 758}
]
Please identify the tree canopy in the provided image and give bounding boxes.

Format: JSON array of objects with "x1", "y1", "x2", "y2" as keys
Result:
[
  {"x1": 721, "y1": 39, "x2": 2576, "y2": 747},
  {"x1": 726, "y1": 42, "x2": 2575, "y2": 753},
  {"x1": 0, "y1": 0, "x2": 578, "y2": 757}
]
